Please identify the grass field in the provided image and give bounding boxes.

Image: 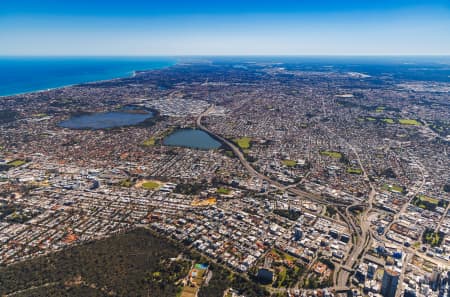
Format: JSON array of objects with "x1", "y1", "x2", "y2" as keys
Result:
[
  {"x1": 216, "y1": 187, "x2": 231, "y2": 195},
  {"x1": 346, "y1": 167, "x2": 362, "y2": 174},
  {"x1": 143, "y1": 137, "x2": 156, "y2": 146},
  {"x1": 362, "y1": 117, "x2": 420, "y2": 126},
  {"x1": 399, "y1": 119, "x2": 422, "y2": 126},
  {"x1": 233, "y1": 137, "x2": 252, "y2": 149},
  {"x1": 411, "y1": 195, "x2": 441, "y2": 211},
  {"x1": 320, "y1": 151, "x2": 342, "y2": 159},
  {"x1": 383, "y1": 184, "x2": 404, "y2": 193},
  {"x1": 282, "y1": 160, "x2": 297, "y2": 167},
  {"x1": 7, "y1": 160, "x2": 26, "y2": 167},
  {"x1": 33, "y1": 113, "x2": 48, "y2": 118},
  {"x1": 141, "y1": 181, "x2": 162, "y2": 190},
  {"x1": 417, "y1": 195, "x2": 438, "y2": 204}
]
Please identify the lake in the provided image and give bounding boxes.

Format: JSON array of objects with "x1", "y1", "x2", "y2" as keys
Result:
[
  {"x1": 59, "y1": 110, "x2": 154, "y2": 129},
  {"x1": 163, "y1": 129, "x2": 221, "y2": 150}
]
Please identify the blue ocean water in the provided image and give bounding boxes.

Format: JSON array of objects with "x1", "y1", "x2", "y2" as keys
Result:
[
  {"x1": 0, "y1": 57, "x2": 175, "y2": 97},
  {"x1": 2, "y1": 57, "x2": 449, "y2": 98}
]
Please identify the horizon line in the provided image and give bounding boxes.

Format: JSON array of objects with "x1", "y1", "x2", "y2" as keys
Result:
[{"x1": 1, "y1": 53, "x2": 450, "y2": 57}]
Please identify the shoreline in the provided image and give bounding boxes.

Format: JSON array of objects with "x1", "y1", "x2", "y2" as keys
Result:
[{"x1": 0, "y1": 61, "x2": 176, "y2": 99}]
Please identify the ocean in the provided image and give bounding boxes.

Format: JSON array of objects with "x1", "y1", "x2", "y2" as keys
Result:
[
  {"x1": 0, "y1": 57, "x2": 175, "y2": 97},
  {"x1": 1, "y1": 56, "x2": 449, "y2": 98}
]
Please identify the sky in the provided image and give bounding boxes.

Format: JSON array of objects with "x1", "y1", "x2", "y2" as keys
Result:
[{"x1": 1, "y1": 0, "x2": 449, "y2": 56}]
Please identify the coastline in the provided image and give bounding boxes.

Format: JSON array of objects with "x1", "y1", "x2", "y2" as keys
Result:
[
  {"x1": 0, "y1": 71, "x2": 134, "y2": 99},
  {"x1": 0, "y1": 59, "x2": 176, "y2": 98}
]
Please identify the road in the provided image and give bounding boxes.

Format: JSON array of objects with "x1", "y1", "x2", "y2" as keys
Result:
[
  {"x1": 318, "y1": 124, "x2": 376, "y2": 289},
  {"x1": 383, "y1": 160, "x2": 426, "y2": 237},
  {"x1": 196, "y1": 106, "x2": 348, "y2": 207},
  {"x1": 196, "y1": 105, "x2": 449, "y2": 296},
  {"x1": 336, "y1": 189, "x2": 375, "y2": 287},
  {"x1": 197, "y1": 106, "x2": 372, "y2": 290}
]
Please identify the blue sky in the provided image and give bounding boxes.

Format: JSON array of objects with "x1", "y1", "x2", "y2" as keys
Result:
[{"x1": 1, "y1": 0, "x2": 449, "y2": 55}]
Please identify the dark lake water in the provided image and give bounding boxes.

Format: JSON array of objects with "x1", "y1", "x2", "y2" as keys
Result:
[
  {"x1": 163, "y1": 129, "x2": 221, "y2": 149},
  {"x1": 59, "y1": 110, "x2": 154, "y2": 129}
]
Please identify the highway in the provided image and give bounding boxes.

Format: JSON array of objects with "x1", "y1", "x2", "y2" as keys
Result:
[
  {"x1": 196, "y1": 105, "x2": 349, "y2": 207},
  {"x1": 197, "y1": 105, "x2": 372, "y2": 291},
  {"x1": 318, "y1": 124, "x2": 376, "y2": 289},
  {"x1": 197, "y1": 105, "x2": 450, "y2": 293}
]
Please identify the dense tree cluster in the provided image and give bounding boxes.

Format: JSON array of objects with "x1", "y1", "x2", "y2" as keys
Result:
[
  {"x1": 198, "y1": 263, "x2": 269, "y2": 297},
  {"x1": 174, "y1": 182, "x2": 207, "y2": 195},
  {"x1": 0, "y1": 229, "x2": 185, "y2": 297},
  {"x1": 0, "y1": 228, "x2": 268, "y2": 297}
]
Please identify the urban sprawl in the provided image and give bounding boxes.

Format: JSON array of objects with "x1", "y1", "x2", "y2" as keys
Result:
[{"x1": 0, "y1": 61, "x2": 449, "y2": 297}]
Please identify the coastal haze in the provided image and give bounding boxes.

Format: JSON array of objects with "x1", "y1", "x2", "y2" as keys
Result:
[{"x1": 0, "y1": 1, "x2": 449, "y2": 297}]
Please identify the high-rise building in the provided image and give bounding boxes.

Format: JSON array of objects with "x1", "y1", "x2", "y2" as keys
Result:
[
  {"x1": 367, "y1": 263, "x2": 377, "y2": 279},
  {"x1": 430, "y1": 268, "x2": 441, "y2": 291},
  {"x1": 381, "y1": 267, "x2": 400, "y2": 297},
  {"x1": 294, "y1": 227, "x2": 303, "y2": 241}
]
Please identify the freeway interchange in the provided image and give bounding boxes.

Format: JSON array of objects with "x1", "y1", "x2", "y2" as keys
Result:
[
  {"x1": 197, "y1": 103, "x2": 448, "y2": 295},
  {"x1": 197, "y1": 105, "x2": 372, "y2": 292}
]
